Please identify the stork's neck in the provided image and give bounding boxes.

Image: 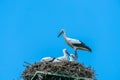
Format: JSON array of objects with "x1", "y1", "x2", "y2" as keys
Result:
[
  {"x1": 70, "y1": 57, "x2": 74, "y2": 61},
  {"x1": 64, "y1": 53, "x2": 68, "y2": 61},
  {"x1": 64, "y1": 53, "x2": 67, "y2": 57},
  {"x1": 63, "y1": 32, "x2": 67, "y2": 38}
]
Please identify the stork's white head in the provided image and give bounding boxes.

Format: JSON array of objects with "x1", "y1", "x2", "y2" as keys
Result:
[
  {"x1": 63, "y1": 48, "x2": 70, "y2": 56},
  {"x1": 57, "y1": 29, "x2": 65, "y2": 37}
]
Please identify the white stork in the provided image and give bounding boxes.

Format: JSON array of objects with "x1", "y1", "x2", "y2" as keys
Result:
[
  {"x1": 40, "y1": 57, "x2": 55, "y2": 62},
  {"x1": 69, "y1": 54, "x2": 76, "y2": 62},
  {"x1": 53, "y1": 49, "x2": 69, "y2": 62},
  {"x1": 57, "y1": 29, "x2": 92, "y2": 61}
]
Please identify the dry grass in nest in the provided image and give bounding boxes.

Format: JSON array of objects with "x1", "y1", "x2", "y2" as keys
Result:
[{"x1": 22, "y1": 61, "x2": 95, "y2": 80}]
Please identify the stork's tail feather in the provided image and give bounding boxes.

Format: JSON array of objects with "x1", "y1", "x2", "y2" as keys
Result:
[
  {"x1": 73, "y1": 43, "x2": 92, "y2": 52},
  {"x1": 84, "y1": 45, "x2": 92, "y2": 52}
]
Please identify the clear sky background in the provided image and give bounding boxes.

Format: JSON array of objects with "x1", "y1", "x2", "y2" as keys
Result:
[{"x1": 0, "y1": 0, "x2": 120, "y2": 80}]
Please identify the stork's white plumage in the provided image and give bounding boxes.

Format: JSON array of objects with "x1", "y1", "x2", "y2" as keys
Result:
[
  {"x1": 69, "y1": 54, "x2": 76, "y2": 62},
  {"x1": 40, "y1": 57, "x2": 55, "y2": 62},
  {"x1": 53, "y1": 49, "x2": 69, "y2": 62},
  {"x1": 58, "y1": 29, "x2": 92, "y2": 61}
]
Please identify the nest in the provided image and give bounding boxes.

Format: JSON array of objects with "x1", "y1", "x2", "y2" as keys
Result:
[{"x1": 22, "y1": 61, "x2": 95, "y2": 80}]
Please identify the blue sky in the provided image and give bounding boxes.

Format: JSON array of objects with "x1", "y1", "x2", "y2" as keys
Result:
[{"x1": 0, "y1": 0, "x2": 120, "y2": 80}]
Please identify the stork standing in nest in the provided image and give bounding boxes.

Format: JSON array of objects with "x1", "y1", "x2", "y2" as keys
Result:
[
  {"x1": 53, "y1": 49, "x2": 69, "y2": 62},
  {"x1": 57, "y1": 29, "x2": 92, "y2": 61}
]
